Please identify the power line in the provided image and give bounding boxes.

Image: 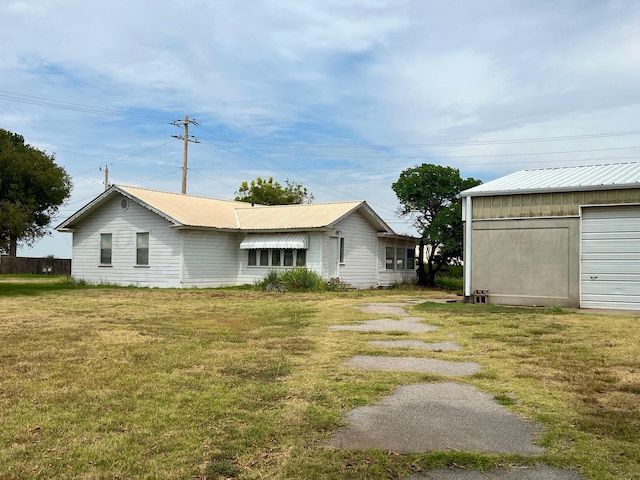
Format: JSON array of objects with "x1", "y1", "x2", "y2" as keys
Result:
[
  {"x1": 250, "y1": 145, "x2": 640, "y2": 160},
  {"x1": 206, "y1": 130, "x2": 640, "y2": 148}
]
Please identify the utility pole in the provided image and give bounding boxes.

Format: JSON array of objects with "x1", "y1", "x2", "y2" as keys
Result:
[
  {"x1": 171, "y1": 115, "x2": 200, "y2": 194},
  {"x1": 100, "y1": 165, "x2": 109, "y2": 191}
]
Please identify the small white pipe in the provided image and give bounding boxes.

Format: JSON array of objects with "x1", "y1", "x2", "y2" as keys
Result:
[{"x1": 464, "y1": 195, "x2": 472, "y2": 298}]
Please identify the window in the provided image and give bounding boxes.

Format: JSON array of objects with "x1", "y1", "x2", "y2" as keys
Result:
[
  {"x1": 272, "y1": 249, "x2": 281, "y2": 266},
  {"x1": 385, "y1": 246, "x2": 415, "y2": 270},
  {"x1": 296, "y1": 249, "x2": 306, "y2": 266},
  {"x1": 247, "y1": 248, "x2": 306, "y2": 267},
  {"x1": 385, "y1": 247, "x2": 394, "y2": 270},
  {"x1": 136, "y1": 232, "x2": 149, "y2": 265},
  {"x1": 339, "y1": 237, "x2": 345, "y2": 264},
  {"x1": 259, "y1": 249, "x2": 269, "y2": 266},
  {"x1": 396, "y1": 247, "x2": 405, "y2": 270},
  {"x1": 100, "y1": 233, "x2": 112, "y2": 265},
  {"x1": 407, "y1": 248, "x2": 415, "y2": 269},
  {"x1": 284, "y1": 249, "x2": 294, "y2": 266}
]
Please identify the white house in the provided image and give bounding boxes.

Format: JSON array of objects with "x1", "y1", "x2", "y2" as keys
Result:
[{"x1": 56, "y1": 185, "x2": 418, "y2": 288}]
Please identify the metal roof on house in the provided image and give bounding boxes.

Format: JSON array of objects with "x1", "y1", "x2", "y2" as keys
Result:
[
  {"x1": 119, "y1": 185, "x2": 250, "y2": 229},
  {"x1": 57, "y1": 185, "x2": 395, "y2": 234},
  {"x1": 461, "y1": 162, "x2": 640, "y2": 197},
  {"x1": 234, "y1": 201, "x2": 378, "y2": 230}
]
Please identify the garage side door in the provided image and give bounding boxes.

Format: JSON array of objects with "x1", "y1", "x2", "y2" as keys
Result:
[{"x1": 581, "y1": 205, "x2": 640, "y2": 310}]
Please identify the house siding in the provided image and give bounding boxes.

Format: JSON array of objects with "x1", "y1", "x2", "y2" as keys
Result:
[
  {"x1": 181, "y1": 230, "x2": 242, "y2": 287},
  {"x1": 71, "y1": 195, "x2": 182, "y2": 287},
  {"x1": 333, "y1": 211, "x2": 380, "y2": 288}
]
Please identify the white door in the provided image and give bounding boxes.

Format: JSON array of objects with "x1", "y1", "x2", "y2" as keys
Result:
[
  {"x1": 581, "y1": 205, "x2": 640, "y2": 310},
  {"x1": 328, "y1": 237, "x2": 339, "y2": 279}
]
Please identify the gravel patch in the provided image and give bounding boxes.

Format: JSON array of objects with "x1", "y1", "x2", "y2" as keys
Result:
[
  {"x1": 344, "y1": 355, "x2": 480, "y2": 376},
  {"x1": 369, "y1": 340, "x2": 461, "y2": 351}
]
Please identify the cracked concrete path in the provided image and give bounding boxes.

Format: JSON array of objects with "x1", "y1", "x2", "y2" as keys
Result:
[
  {"x1": 369, "y1": 340, "x2": 461, "y2": 351},
  {"x1": 330, "y1": 382, "x2": 545, "y2": 455},
  {"x1": 344, "y1": 355, "x2": 480, "y2": 376},
  {"x1": 329, "y1": 317, "x2": 439, "y2": 333},
  {"x1": 360, "y1": 303, "x2": 415, "y2": 316},
  {"x1": 406, "y1": 466, "x2": 583, "y2": 479}
]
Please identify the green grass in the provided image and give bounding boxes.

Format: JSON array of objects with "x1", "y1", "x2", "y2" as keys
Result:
[{"x1": 0, "y1": 275, "x2": 639, "y2": 479}]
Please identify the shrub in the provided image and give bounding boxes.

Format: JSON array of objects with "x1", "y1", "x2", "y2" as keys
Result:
[
  {"x1": 281, "y1": 268, "x2": 324, "y2": 291},
  {"x1": 259, "y1": 270, "x2": 285, "y2": 292},
  {"x1": 258, "y1": 268, "x2": 326, "y2": 292}
]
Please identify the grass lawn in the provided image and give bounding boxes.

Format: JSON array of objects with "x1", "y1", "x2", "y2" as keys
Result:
[{"x1": 1, "y1": 275, "x2": 639, "y2": 479}]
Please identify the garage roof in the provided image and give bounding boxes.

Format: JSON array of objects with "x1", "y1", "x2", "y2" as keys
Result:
[{"x1": 461, "y1": 161, "x2": 640, "y2": 197}]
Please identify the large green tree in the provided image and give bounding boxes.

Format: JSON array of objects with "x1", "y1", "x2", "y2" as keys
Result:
[
  {"x1": 392, "y1": 164, "x2": 481, "y2": 287},
  {"x1": 0, "y1": 129, "x2": 72, "y2": 256},
  {"x1": 234, "y1": 176, "x2": 313, "y2": 205}
]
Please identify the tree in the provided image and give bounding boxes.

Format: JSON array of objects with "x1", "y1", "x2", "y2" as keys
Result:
[
  {"x1": 234, "y1": 176, "x2": 313, "y2": 205},
  {"x1": 0, "y1": 129, "x2": 72, "y2": 256},
  {"x1": 392, "y1": 164, "x2": 481, "y2": 287}
]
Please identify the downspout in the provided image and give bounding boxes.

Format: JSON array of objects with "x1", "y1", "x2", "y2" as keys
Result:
[{"x1": 463, "y1": 195, "x2": 472, "y2": 302}]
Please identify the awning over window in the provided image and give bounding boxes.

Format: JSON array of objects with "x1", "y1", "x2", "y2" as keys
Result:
[{"x1": 240, "y1": 233, "x2": 309, "y2": 249}]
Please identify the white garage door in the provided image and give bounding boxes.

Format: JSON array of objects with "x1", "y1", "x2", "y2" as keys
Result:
[{"x1": 581, "y1": 205, "x2": 640, "y2": 310}]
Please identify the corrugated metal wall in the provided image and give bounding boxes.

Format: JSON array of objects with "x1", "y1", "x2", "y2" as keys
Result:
[{"x1": 472, "y1": 188, "x2": 640, "y2": 219}]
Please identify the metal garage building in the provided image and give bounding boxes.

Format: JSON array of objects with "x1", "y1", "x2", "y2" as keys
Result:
[{"x1": 460, "y1": 162, "x2": 640, "y2": 310}]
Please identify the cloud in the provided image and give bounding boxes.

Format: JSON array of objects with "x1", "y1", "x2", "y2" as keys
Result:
[{"x1": 2, "y1": 0, "x2": 640, "y2": 256}]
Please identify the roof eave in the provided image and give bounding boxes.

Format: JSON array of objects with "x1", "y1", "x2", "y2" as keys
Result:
[{"x1": 461, "y1": 182, "x2": 640, "y2": 198}]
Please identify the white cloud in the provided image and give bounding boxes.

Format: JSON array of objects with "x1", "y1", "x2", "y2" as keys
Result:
[{"x1": 2, "y1": 0, "x2": 640, "y2": 257}]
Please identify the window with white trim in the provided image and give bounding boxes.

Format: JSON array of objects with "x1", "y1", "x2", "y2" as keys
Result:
[
  {"x1": 339, "y1": 237, "x2": 345, "y2": 264},
  {"x1": 247, "y1": 249, "x2": 306, "y2": 267},
  {"x1": 396, "y1": 247, "x2": 405, "y2": 269},
  {"x1": 136, "y1": 232, "x2": 149, "y2": 265},
  {"x1": 385, "y1": 247, "x2": 416, "y2": 270},
  {"x1": 100, "y1": 233, "x2": 112, "y2": 265},
  {"x1": 385, "y1": 247, "x2": 394, "y2": 270}
]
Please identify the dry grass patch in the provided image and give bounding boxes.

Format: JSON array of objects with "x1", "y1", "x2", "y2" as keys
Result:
[{"x1": 1, "y1": 277, "x2": 639, "y2": 479}]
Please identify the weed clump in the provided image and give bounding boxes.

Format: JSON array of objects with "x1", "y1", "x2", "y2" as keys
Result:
[{"x1": 257, "y1": 268, "x2": 349, "y2": 292}]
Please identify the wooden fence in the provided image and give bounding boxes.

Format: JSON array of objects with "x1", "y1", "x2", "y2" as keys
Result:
[{"x1": 0, "y1": 256, "x2": 71, "y2": 275}]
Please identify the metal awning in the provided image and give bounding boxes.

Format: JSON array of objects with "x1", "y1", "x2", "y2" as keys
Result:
[{"x1": 240, "y1": 233, "x2": 309, "y2": 249}]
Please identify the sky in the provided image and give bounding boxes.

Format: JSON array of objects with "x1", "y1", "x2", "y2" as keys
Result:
[{"x1": 2, "y1": 0, "x2": 640, "y2": 258}]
